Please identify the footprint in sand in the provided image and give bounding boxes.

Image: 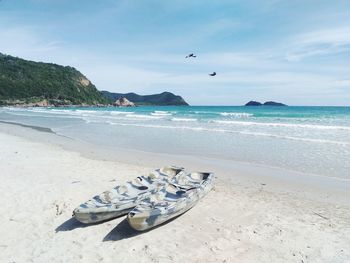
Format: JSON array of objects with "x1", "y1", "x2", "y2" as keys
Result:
[{"x1": 54, "y1": 201, "x2": 67, "y2": 216}]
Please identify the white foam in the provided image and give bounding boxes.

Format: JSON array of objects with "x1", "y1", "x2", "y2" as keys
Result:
[
  {"x1": 240, "y1": 131, "x2": 350, "y2": 145},
  {"x1": 27, "y1": 108, "x2": 84, "y2": 116},
  {"x1": 75, "y1": 110, "x2": 99, "y2": 114},
  {"x1": 105, "y1": 122, "x2": 350, "y2": 145},
  {"x1": 34, "y1": 109, "x2": 134, "y2": 116},
  {"x1": 212, "y1": 120, "x2": 350, "y2": 130},
  {"x1": 151, "y1": 112, "x2": 172, "y2": 116},
  {"x1": 220, "y1": 112, "x2": 253, "y2": 117},
  {"x1": 125, "y1": 114, "x2": 163, "y2": 119},
  {"x1": 171, "y1": 118, "x2": 197, "y2": 122},
  {"x1": 5, "y1": 111, "x2": 80, "y2": 119},
  {"x1": 110, "y1": 111, "x2": 135, "y2": 115}
]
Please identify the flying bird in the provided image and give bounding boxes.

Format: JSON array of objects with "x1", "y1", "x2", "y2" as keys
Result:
[
  {"x1": 209, "y1": 72, "x2": 216, "y2": 76},
  {"x1": 185, "y1": 53, "x2": 196, "y2": 58}
]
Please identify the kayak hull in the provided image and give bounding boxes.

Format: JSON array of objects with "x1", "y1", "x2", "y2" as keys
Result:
[
  {"x1": 73, "y1": 166, "x2": 184, "y2": 224},
  {"x1": 128, "y1": 172, "x2": 214, "y2": 231}
]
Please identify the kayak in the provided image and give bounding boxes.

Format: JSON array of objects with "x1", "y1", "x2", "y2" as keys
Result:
[
  {"x1": 73, "y1": 166, "x2": 184, "y2": 223},
  {"x1": 127, "y1": 171, "x2": 214, "y2": 231}
]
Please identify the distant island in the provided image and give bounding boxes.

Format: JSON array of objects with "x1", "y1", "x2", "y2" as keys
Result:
[
  {"x1": 0, "y1": 52, "x2": 189, "y2": 107},
  {"x1": 101, "y1": 91, "x2": 189, "y2": 106},
  {"x1": 245, "y1": 101, "x2": 287, "y2": 106}
]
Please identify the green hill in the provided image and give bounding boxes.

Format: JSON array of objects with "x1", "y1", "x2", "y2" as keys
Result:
[
  {"x1": 101, "y1": 91, "x2": 189, "y2": 106},
  {"x1": 0, "y1": 53, "x2": 109, "y2": 106}
]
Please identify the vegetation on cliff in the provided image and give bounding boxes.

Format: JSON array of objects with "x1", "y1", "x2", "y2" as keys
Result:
[
  {"x1": 101, "y1": 91, "x2": 189, "y2": 106},
  {"x1": 0, "y1": 53, "x2": 109, "y2": 106}
]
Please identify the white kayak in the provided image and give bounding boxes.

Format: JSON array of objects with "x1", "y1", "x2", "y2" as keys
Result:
[
  {"x1": 73, "y1": 166, "x2": 184, "y2": 223},
  {"x1": 127, "y1": 171, "x2": 214, "y2": 231}
]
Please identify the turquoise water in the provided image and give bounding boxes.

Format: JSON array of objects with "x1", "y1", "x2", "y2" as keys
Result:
[{"x1": 1, "y1": 106, "x2": 350, "y2": 179}]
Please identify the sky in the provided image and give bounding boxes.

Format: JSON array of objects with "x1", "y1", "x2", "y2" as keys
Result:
[{"x1": 0, "y1": 0, "x2": 350, "y2": 105}]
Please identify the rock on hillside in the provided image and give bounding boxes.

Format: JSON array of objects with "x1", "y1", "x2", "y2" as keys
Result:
[{"x1": 114, "y1": 97, "x2": 135, "y2": 107}]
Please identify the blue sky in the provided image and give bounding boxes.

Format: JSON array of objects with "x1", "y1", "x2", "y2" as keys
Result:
[{"x1": 1, "y1": 0, "x2": 350, "y2": 105}]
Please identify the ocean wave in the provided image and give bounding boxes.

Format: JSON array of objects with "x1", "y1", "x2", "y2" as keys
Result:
[
  {"x1": 240, "y1": 131, "x2": 350, "y2": 145},
  {"x1": 27, "y1": 108, "x2": 86, "y2": 116},
  {"x1": 75, "y1": 110, "x2": 100, "y2": 114},
  {"x1": 4, "y1": 111, "x2": 81, "y2": 119},
  {"x1": 155, "y1": 111, "x2": 171, "y2": 114},
  {"x1": 212, "y1": 120, "x2": 350, "y2": 130},
  {"x1": 105, "y1": 122, "x2": 350, "y2": 145},
  {"x1": 107, "y1": 122, "x2": 206, "y2": 131},
  {"x1": 125, "y1": 114, "x2": 163, "y2": 119},
  {"x1": 193, "y1": 111, "x2": 218, "y2": 114},
  {"x1": 1, "y1": 107, "x2": 18, "y2": 111},
  {"x1": 37, "y1": 109, "x2": 74, "y2": 114},
  {"x1": 171, "y1": 118, "x2": 197, "y2": 122},
  {"x1": 49, "y1": 111, "x2": 77, "y2": 115},
  {"x1": 151, "y1": 111, "x2": 172, "y2": 116},
  {"x1": 110, "y1": 111, "x2": 135, "y2": 115},
  {"x1": 220, "y1": 112, "x2": 253, "y2": 117},
  {"x1": 29, "y1": 109, "x2": 135, "y2": 116}
]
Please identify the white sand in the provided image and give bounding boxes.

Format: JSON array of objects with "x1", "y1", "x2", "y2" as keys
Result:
[{"x1": 0, "y1": 125, "x2": 349, "y2": 263}]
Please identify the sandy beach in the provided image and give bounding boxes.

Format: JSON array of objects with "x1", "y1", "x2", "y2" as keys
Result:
[
  {"x1": 1, "y1": 0, "x2": 350, "y2": 262},
  {"x1": 0, "y1": 122, "x2": 349, "y2": 263}
]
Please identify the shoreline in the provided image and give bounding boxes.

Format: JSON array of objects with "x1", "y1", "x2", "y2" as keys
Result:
[
  {"x1": 1, "y1": 121, "x2": 349, "y2": 204},
  {"x1": 0, "y1": 120, "x2": 55, "y2": 133},
  {"x1": 1, "y1": 105, "x2": 349, "y2": 179},
  {"x1": 1, "y1": 122, "x2": 349, "y2": 262}
]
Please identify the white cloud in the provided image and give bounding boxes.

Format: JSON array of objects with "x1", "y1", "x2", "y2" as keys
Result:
[
  {"x1": 286, "y1": 26, "x2": 350, "y2": 61},
  {"x1": 334, "y1": 79, "x2": 350, "y2": 87},
  {"x1": 0, "y1": 25, "x2": 62, "y2": 58}
]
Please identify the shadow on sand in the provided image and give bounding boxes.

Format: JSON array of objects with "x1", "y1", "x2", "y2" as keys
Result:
[
  {"x1": 57, "y1": 211, "x2": 190, "y2": 238},
  {"x1": 103, "y1": 219, "x2": 141, "y2": 241},
  {"x1": 103, "y1": 214, "x2": 185, "y2": 242},
  {"x1": 55, "y1": 216, "x2": 121, "y2": 232},
  {"x1": 55, "y1": 217, "x2": 90, "y2": 232}
]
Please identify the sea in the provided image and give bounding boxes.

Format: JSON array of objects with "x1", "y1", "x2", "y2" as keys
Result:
[{"x1": 1, "y1": 106, "x2": 350, "y2": 180}]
